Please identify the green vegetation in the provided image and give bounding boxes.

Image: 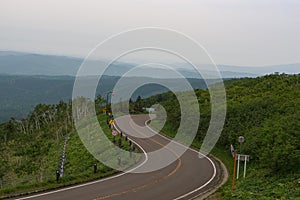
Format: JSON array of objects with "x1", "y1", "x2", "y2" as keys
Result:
[
  {"x1": 141, "y1": 74, "x2": 300, "y2": 199},
  {"x1": 0, "y1": 74, "x2": 207, "y2": 123},
  {"x1": 1, "y1": 73, "x2": 299, "y2": 199},
  {"x1": 0, "y1": 96, "x2": 138, "y2": 199}
]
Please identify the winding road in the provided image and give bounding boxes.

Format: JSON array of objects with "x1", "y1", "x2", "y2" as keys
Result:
[{"x1": 13, "y1": 114, "x2": 220, "y2": 200}]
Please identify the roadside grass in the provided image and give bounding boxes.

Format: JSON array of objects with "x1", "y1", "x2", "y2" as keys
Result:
[
  {"x1": 205, "y1": 141, "x2": 300, "y2": 199},
  {"x1": 149, "y1": 121, "x2": 300, "y2": 200},
  {"x1": 0, "y1": 114, "x2": 140, "y2": 199},
  {"x1": 215, "y1": 160, "x2": 300, "y2": 200}
]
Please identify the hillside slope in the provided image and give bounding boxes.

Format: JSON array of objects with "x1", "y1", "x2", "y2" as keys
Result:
[
  {"x1": 0, "y1": 74, "x2": 207, "y2": 123},
  {"x1": 0, "y1": 98, "x2": 136, "y2": 198},
  {"x1": 141, "y1": 73, "x2": 300, "y2": 199}
]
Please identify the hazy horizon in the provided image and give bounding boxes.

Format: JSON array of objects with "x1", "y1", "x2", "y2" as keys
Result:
[
  {"x1": 1, "y1": 49, "x2": 300, "y2": 69},
  {"x1": 1, "y1": 0, "x2": 300, "y2": 66}
]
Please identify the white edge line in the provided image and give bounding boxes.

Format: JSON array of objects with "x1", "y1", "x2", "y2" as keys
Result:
[
  {"x1": 145, "y1": 119, "x2": 217, "y2": 200},
  {"x1": 14, "y1": 118, "x2": 148, "y2": 200}
]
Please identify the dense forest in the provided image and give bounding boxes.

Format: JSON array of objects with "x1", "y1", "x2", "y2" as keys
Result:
[
  {"x1": 140, "y1": 73, "x2": 300, "y2": 199},
  {"x1": 0, "y1": 74, "x2": 208, "y2": 123}
]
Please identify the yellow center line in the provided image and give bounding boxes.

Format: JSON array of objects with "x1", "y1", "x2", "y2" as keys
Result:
[
  {"x1": 93, "y1": 117, "x2": 182, "y2": 200},
  {"x1": 128, "y1": 119, "x2": 182, "y2": 177}
]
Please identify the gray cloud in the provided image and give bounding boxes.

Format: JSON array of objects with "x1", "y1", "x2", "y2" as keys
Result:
[{"x1": 0, "y1": 0, "x2": 299, "y2": 66}]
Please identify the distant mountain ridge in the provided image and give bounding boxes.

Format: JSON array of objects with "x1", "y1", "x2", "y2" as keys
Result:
[
  {"x1": 1, "y1": 51, "x2": 298, "y2": 78},
  {"x1": 0, "y1": 51, "x2": 83, "y2": 76}
]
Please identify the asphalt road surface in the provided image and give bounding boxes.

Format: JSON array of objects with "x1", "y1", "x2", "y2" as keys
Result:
[{"x1": 13, "y1": 114, "x2": 220, "y2": 200}]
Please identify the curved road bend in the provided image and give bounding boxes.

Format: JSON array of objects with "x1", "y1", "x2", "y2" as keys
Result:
[{"x1": 13, "y1": 114, "x2": 220, "y2": 200}]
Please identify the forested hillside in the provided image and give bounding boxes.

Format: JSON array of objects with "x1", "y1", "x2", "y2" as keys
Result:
[
  {"x1": 0, "y1": 101, "x2": 73, "y2": 197},
  {"x1": 0, "y1": 96, "x2": 137, "y2": 199},
  {"x1": 0, "y1": 74, "x2": 208, "y2": 123},
  {"x1": 141, "y1": 73, "x2": 300, "y2": 199}
]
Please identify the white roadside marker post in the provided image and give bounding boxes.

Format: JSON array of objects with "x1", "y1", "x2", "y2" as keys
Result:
[
  {"x1": 237, "y1": 154, "x2": 240, "y2": 179},
  {"x1": 243, "y1": 155, "x2": 248, "y2": 178}
]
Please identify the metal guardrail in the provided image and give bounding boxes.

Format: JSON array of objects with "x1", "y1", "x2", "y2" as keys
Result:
[{"x1": 58, "y1": 134, "x2": 68, "y2": 178}]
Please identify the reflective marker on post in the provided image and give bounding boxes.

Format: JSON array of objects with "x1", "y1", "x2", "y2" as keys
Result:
[
  {"x1": 94, "y1": 163, "x2": 97, "y2": 174},
  {"x1": 56, "y1": 170, "x2": 60, "y2": 182},
  {"x1": 238, "y1": 136, "x2": 245, "y2": 154}
]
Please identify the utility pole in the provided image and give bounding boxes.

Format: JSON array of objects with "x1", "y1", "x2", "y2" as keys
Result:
[
  {"x1": 232, "y1": 151, "x2": 237, "y2": 191},
  {"x1": 106, "y1": 91, "x2": 113, "y2": 114}
]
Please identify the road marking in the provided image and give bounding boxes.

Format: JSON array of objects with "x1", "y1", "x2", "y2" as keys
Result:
[
  {"x1": 145, "y1": 119, "x2": 217, "y2": 200},
  {"x1": 14, "y1": 115, "x2": 217, "y2": 200},
  {"x1": 94, "y1": 159, "x2": 182, "y2": 200},
  {"x1": 105, "y1": 116, "x2": 217, "y2": 200},
  {"x1": 129, "y1": 119, "x2": 181, "y2": 158},
  {"x1": 14, "y1": 119, "x2": 148, "y2": 200},
  {"x1": 93, "y1": 118, "x2": 182, "y2": 200}
]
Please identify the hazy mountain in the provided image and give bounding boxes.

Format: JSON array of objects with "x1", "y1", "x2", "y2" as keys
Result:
[
  {"x1": 0, "y1": 51, "x2": 82, "y2": 76},
  {"x1": 173, "y1": 63, "x2": 300, "y2": 78},
  {"x1": 0, "y1": 51, "x2": 274, "y2": 78},
  {"x1": 218, "y1": 64, "x2": 300, "y2": 75}
]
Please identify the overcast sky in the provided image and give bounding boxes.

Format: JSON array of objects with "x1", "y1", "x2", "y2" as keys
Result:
[{"x1": 0, "y1": 0, "x2": 299, "y2": 66}]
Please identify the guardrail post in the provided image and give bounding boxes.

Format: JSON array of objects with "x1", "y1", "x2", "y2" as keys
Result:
[
  {"x1": 56, "y1": 170, "x2": 60, "y2": 182},
  {"x1": 94, "y1": 163, "x2": 97, "y2": 174},
  {"x1": 118, "y1": 156, "x2": 121, "y2": 166}
]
